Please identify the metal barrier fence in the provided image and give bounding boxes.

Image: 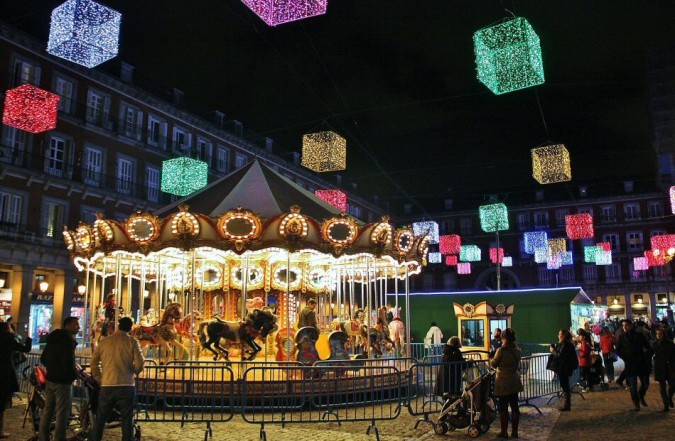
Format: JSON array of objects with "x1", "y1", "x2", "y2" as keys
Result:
[
  {"x1": 409, "y1": 343, "x2": 444, "y2": 360},
  {"x1": 517, "y1": 343, "x2": 551, "y2": 356}
]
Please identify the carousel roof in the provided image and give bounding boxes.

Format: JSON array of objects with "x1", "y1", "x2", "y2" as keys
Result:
[{"x1": 154, "y1": 160, "x2": 347, "y2": 221}]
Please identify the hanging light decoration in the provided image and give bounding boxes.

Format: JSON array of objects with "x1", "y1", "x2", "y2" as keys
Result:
[
  {"x1": 445, "y1": 255, "x2": 458, "y2": 266},
  {"x1": 457, "y1": 262, "x2": 472, "y2": 275},
  {"x1": 439, "y1": 234, "x2": 462, "y2": 255},
  {"x1": 597, "y1": 242, "x2": 611, "y2": 252},
  {"x1": 473, "y1": 17, "x2": 544, "y2": 95},
  {"x1": 241, "y1": 0, "x2": 327, "y2": 27},
  {"x1": 531, "y1": 144, "x2": 572, "y2": 184},
  {"x1": 412, "y1": 221, "x2": 439, "y2": 244},
  {"x1": 584, "y1": 245, "x2": 601, "y2": 263},
  {"x1": 633, "y1": 256, "x2": 649, "y2": 271},
  {"x1": 651, "y1": 234, "x2": 675, "y2": 253},
  {"x1": 47, "y1": 0, "x2": 122, "y2": 68},
  {"x1": 646, "y1": 250, "x2": 667, "y2": 267},
  {"x1": 161, "y1": 157, "x2": 208, "y2": 197},
  {"x1": 489, "y1": 247, "x2": 504, "y2": 264},
  {"x1": 2, "y1": 84, "x2": 60, "y2": 133},
  {"x1": 314, "y1": 189, "x2": 347, "y2": 211},
  {"x1": 560, "y1": 251, "x2": 573, "y2": 266},
  {"x1": 670, "y1": 186, "x2": 675, "y2": 215},
  {"x1": 479, "y1": 202, "x2": 509, "y2": 232},
  {"x1": 595, "y1": 250, "x2": 612, "y2": 266},
  {"x1": 301, "y1": 131, "x2": 346, "y2": 173},
  {"x1": 547, "y1": 254, "x2": 561, "y2": 270},
  {"x1": 459, "y1": 245, "x2": 481, "y2": 262},
  {"x1": 548, "y1": 238, "x2": 567, "y2": 256},
  {"x1": 534, "y1": 247, "x2": 548, "y2": 263},
  {"x1": 565, "y1": 213, "x2": 594, "y2": 239},
  {"x1": 502, "y1": 256, "x2": 513, "y2": 267},
  {"x1": 524, "y1": 231, "x2": 547, "y2": 254},
  {"x1": 428, "y1": 252, "x2": 442, "y2": 264}
]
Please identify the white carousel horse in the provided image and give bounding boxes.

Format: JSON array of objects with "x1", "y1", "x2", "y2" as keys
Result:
[{"x1": 129, "y1": 303, "x2": 189, "y2": 362}]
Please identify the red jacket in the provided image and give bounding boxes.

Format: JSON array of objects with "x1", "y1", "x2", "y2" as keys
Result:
[
  {"x1": 578, "y1": 340, "x2": 592, "y2": 367},
  {"x1": 600, "y1": 333, "x2": 615, "y2": 354}
]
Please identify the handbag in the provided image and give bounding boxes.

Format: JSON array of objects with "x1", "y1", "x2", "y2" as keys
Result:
[{"x1": 546, "y1": 353, "x2": 560, "y2": 372}]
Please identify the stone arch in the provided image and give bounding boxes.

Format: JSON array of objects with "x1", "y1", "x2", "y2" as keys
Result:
[{"x1": 475, "y1": 267, "x2": 521, "y2": 291}]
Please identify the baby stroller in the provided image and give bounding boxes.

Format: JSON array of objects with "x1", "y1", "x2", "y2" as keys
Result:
[
  {"x1": 434, "y1": 366, "x2": 497, "y2": 438},
  {"x1": 22, "y1": 366, "x2": 47, "y2": 437},
  {"x1": 75, "y1": 365, "x2": 141, "y2": 441},
  {"x1": 587, "y1": 352, "x2": 609, "y2": 391}
]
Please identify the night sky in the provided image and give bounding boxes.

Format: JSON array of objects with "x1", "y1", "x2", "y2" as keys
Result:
[{"x1": 2, "y1": 1, "x2": 675, "y2": 214}]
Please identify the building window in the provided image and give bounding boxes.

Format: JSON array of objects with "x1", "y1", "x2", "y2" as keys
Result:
[
  {"x1": 117, "y1": 157, "x2": 134, "y2": 195},
  {"x1": 651, "y1": 230, "x2": 666, "y2": 239},
  {"x1": 146, "y1": 166, "x2": 160, "y2": 203},
  {"x1": 348, "y1": 204, "x2": 361, "y2": 219},
  {"x1": 0, "y1": 190, "x2": 23, "y2": 224},
  {"x1": 601, "y1": 205, "x2": 616, "y2": 223},
  {"x1": 42, "y1": 198, "x2": 67, "y2": 238},
  {"x1": 517, "y1": 213, "x2": 529, "y2": 231},
  {"x1": 538, "y1": 268, "x2": 551, "y2": 285},
  {"x1": 630, "y1": 262, "x2": 647, "y2": 282},
  {"x1": 624, "y1": 203, "x2": 641, "y2": 221},
  {"x1": 83, "y1": 145, "x2": 103, "y2": 187},
  {"x1": 11, "y1": 55, "x2": 41, "y2": 86},
  {"x1": 196, "y1": 137, "x2": 213, "y2": 166},
  {"x1": 172, "y1": 126, "x2": 191, "y2": 154},
  {"x1": 604, "y1": 264, "x2": 621, "y2": 283},
  {"x1": 45, "y1": 135, "x2": 71, "y2": 178},
  {"x1": 534, "y1": 211, "x2": 548, "y2": 228},
  {"x1": 216, "y1": 146, "x2": 230, "y2": 173},
  {"x1": 653, "y1": 266, "x2": 670, "y2": 279},
  {"x1": 1, "y1": 126, "x2": 27, "y2": 166},
  {"x1": 555, "y1": 209, "x2": 569, "y2": 227},
  {"x1": 648, "y1": 201, "x2": 664, "y2": 218},
  {"x1": 53, "y1": 74, "x2": 75, "y2": 114},
  {"x1": 120, "y1": 103, "x2": 143, "y2": 140},
  {"x1": 235, "y1": 153, "x2": 247, "y2": 169},
  {"x1": 626, "y1": 231, "x2": 643, "y2": 251},
  {"x1": 460, "y1": 218, "x2": 472, "y2": 235},
  {"x1": 583, "y1": 265, "x2": 598, "y2": 284},
  {"x1": 147, "y1": 115, "x2": 167, "y2": 148},
  {"x1": 602, "y1": 233, "x2": 620, "y2": 251},
  {"x1": 81, "y1": 206, "x2": 98, "y2": 224},
  {"x1": 86, "y1": 89, "x2": 111, "y2": 127},
  {"x1": 578, "y1": 207, "x2": 593, "y2": 216}
]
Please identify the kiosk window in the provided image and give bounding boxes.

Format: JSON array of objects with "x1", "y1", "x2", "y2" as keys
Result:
[
  {"x1": 461, "y1": 319, "x2": 485, "y2": 347},
  {"x1": 490, "y1": 319, "x2": 507, "y2": 338}
]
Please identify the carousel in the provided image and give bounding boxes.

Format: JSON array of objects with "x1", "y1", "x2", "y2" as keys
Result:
[{"x1": 63, "y1": 162, "x2": 429, "y2": 372}]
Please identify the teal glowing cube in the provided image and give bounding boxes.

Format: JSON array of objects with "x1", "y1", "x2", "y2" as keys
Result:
[
  {"x1": 479, "y1": 203, "x2": 509, "y2": 232},
  {"x1": 474, "y1": 17, "x2": 545, "y2": 95},
  {"x1": 584, "y1": 245, "x2": 602, "y2": 263},
  {"x1": 161, "y1": 157, "x2": 208, "y2": 196},
  {"x1": 459, "y1": 245, "x2": 481, "y2": 262}
]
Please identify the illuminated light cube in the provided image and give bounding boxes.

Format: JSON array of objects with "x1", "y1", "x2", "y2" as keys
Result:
[
  {"x1": 671, "y1": 186, "x2": 675, "y2": 215},
  {"x1": 524, "y1": 231, "x2": 547, "y2": 254},
  {"x1": 314, "y1": 189, "x2": 347, "y2": 212},
  {"x1": 646, "y1": 250, "x2": 667, "y2": 267},
  {"x1": 445, "y1": 255, "x2": 458, "y2": 266},
  {"x1": 597, "y1": 242, "x2": 611, "y2": 252},
  {"x1": 457, "y1": 262, "x2": 471, "y2": 275},
  {"x1": 479, "y1": 203, "x2": 509, "y2": 232},
  {"x1": 531, "y1": 144, "x2": 572, "y2": 184},
  {"x1": 560, "y1": 251, "x2": 573, "y2": 266},
  {"x1": 241, "y1": 0, "x2": 327, "y2": 27},
  {"x1": 489, "y1": 247, "x2": 504, "y2": 264},
  {"x1": 301, "y1": 131, "x2": 346, "y2": 172},
  {"x1": 502, "y1": 256, "x2": 513, "y2": 267},
  {"x1": 547, "y1": 254, "x2": 561, "y2": 270},
  {"x1": 459, "y1": 245, "x2": 481, "y2": 262},
  {"x1": 47, "y1": 0, "x2": 121, "y2": 68},
  {"x1": 2, "y1": 84, "x2": 60, "y2": 133},
  {"x1": 534, "y1": 247, "x2": 548, "y2": 263},
  {"x1": 161, "y1": 157, "x2": 208, "y2": 197},
  {"x1": 439, "y1": 234, "x2": 461, "y2": 255},
  {"x1": 565, "y1": 213, "x2": 594, "y2": 239},
  {"x1": 548, "y1": 238, "x2": 567, "y2": 256},
  {"x1": 584, "y1": 245, "x2": 602, "y2": 263},
  {"x1": 650, "y1": 234, "x2": 675, "y2": 253},
  {"x1": 412, "y1": 221, "x2": 439, "y2": 244},
  {"x1": 428, "y1": 252, "x2": 442, "y2": 264},
  {"x1": 595, "y1": 250, "x2": 612, "y2": 266},
  {"x1": 633, "y1": 256, "x2": 648, "y2": 271},
  {"x1": 473, "y1": 17, "x2": 544, "y2": 95}
]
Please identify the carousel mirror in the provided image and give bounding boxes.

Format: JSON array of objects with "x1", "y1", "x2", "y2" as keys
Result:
[
  {"x1": 129, "y1": 218, "x2": 154, "y2": 242},
  {"x1": 212, "y1": 295, "x2": 224, "y2": 316},
  {"x1": 233, "y1": 267, "x2": 263, "y2": 285},
  {"x1": 328, "y1": 223, "x2": 351, "y2": 241},
  {"x1": 225, "y1": 217, "x2": 254, "y2": 237},
  {"x1": 398, "y1": 233, "x2": 412, "y2": 251},
  {"x1": 275, "y1": 268, "x2": 299, "y2": 284},
  {"x1": 309, "y1": 269, "x2": 328, "y2": 288}
]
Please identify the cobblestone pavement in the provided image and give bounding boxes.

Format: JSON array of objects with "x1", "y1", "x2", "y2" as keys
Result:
[{"x1": 4, "y1": 382, "x2": 673, "y2": 440}]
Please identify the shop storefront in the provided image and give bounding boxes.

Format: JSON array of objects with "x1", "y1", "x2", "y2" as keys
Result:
[
  {"x1": 0, "y1": 288, "x2": 11, "y2": 321},
  {"x1": 29, "y1": 292, "x2": 86, "y2": 343}
]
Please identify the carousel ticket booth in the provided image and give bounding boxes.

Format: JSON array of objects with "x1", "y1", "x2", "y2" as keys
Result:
[{"x1": 452, "y1": 302, "x2": 514, "y2": 355}]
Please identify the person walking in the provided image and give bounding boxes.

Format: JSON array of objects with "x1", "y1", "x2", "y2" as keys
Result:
[
  {"x1": 297, "y1": 298, "x2": 318, "y2": 330},
  {"x1": 39, "y1": 316, "x2": 80, "y2": 441},
  {"x1": 652, "y1": 327, "x2": 675, "y2": 412},
  {"x1": 90, "y1": 317, "x2": 144, "y2": 441},
  {"x1": 435, "y1": 336, "x2": 468, "y2": 399},
  {"x1": 491, "y1": 328, "x2": 523, "y2": 439},
  {"x1": 616, "y1": 318, "x2": 652, "y2": 411},
  {"x1": 0, "y1": 321, "x2": 32, "y2": 438},
  {"x1": 426, "y1": 322, "x2": 443, "y2": 355},
  {"x1": 549, "y1": 329, "x2": 578, "y2": 411},
  {"x1": 600, "y1": 326, "x2": 616, "y2": 382}
]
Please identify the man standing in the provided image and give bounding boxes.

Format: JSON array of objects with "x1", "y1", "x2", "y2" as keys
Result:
[
  {"x1": 616, "y1": 319, "x2": 652, "y2": 411},
  {"x1": 297, "y1": 298, "x2": 318, "y2": 330},
  {"x1": 490, "y1": 328, "x2": 502, "y2": 357},
  {"x1": 91, "y1": 317, "x2": 144, "y2": 441},
  {"x1": 39, "y1": 317, "x2": 80, "y2": 441}
]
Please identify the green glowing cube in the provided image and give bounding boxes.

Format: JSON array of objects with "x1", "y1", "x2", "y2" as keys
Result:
[
  {"x1": 459, "y1": 245, "x2": 481, "y2": 262},
  {"x1": 479, "y1": 203, "x2": 509, "y2": 232},
  {"x1": 474, "y1": 17, "x2": 545, "y2": 95},
  {"x1": 161, "y1": 157, "x2": 208, "y2": 196}
]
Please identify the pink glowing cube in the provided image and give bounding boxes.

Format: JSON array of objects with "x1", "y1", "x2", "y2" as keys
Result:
[
  {"x1": 315, "y1": 189, "x2": 347, "y2": 211},
  {"x1": 2, "y1": 84, "x2": 59, "y2": 133},
  {"x1": 457, "y1": 262, "x2": 471, "y2": 275},
  {"x1": 241, "y1": 0, "x2": 327, "y2": 27},
  {"x1": 565, "y1": 213, "x2": 594, "y2": 239},
  {"x1": 439, "y1": 234, "x2": 461, "y2": 255},
  {"x1": 633, "y1": 256, "x2": 648, "y2": 271}
]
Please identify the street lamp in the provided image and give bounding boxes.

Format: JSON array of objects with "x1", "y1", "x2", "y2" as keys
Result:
[
  {"x1": 0, "y1": 279, "x2": 5, "y2": 289},
  {"x1": 77, "y1": 284, "x2": 86, "y2": 295},
  {"x1": 39, "y1": 281, "x2": 49, "y2": 293}
]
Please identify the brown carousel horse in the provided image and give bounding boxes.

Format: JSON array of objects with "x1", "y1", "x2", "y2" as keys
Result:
[
  {"x1": 331, "y1": 309, "x2": 366, "y2": 353},
  {"x1": 198, "y1": 308, "x2": 278, "y2": 362},
  {"x1": 130, "y1": 302, "x2": 188, "y2": 362},
  {"x1": 175, "y1": 310, "x2": 203, "y2": 357}
]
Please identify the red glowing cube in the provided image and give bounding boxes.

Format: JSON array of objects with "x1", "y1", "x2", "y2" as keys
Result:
[
  {"x1": 314, "y1": 189, "x2": 347, "y2": 212},
  {"x1": 597, "y1": 242, "x2": 611, "y2": 252},
  {"x1": 645, "y1": 250, "x2": 667, "y2": 267},
  {"x1": 489, "y1": 247, "x2": 504, "y2": 264},
  {"x1": 2, "y1": 84, "x2": 60, "y2": 133},
  {"x1": 445, "y1": 255, "x2": 458, "y2": 266},
  {"x1": 439, "y1": 234, "x2": 461, "y2": 255},
  {"x1": 565, "y1": 213, "x2": 594, "y2": 239},
  {"x1": 650, "y1": 234, "x2": 675, "y2": 253}
]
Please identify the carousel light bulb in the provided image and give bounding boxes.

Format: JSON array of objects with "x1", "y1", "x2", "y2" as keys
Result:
[
  {"x1": 459, "y1": 245, "x2": 481, "y2": 262},
  {"x1": 445, "y1": 255, "x2": 458, "y2": 266},
  {"x1": 565, "y1": 213, "x2": 594, "y2": 239},
  {"x1": 473, "y1": 17, "x2": 544, "y2": 95},
  {"x1": 412, "y1": 221, "x2": 439, "y2": 244},
  {"x1": 314, "y1": 189, "x2": 347, "y2": 211},
  {"x1": 489, "y1": 247, "x2": 504, "y2": 264},
  {"x1": 502, "y1": 256, "x2": 513, "y2": 267},
  {"x1": 633, "y1": 256, "x2": 648, "y2": 271},
  {"x1": 548, "y1": 238, "x2": 567, "y2": 256},
  {"x1": 47, "y1": 0, "x2": 121, "y2": 68},
  {"x1": 241, "y1": 0, "x2": 327, "y2": 27},
  {"x1": 439, "y1": 234, "x2": 461, "y2": 255},
  {"x1": 301, "y1": 131, "x2": 346, "y2": 172},
  {"x1": 524, "y1": 231, "x2": 548, "y2": 254},
  {"x1": 531, "y1": 144, "x2": 572, "y2": 184},
  {"x1": 457, "y1": 262, "x2": 471, "y2": 275},
  {"x1": 2, "y1": 84, "x2": 60, "y2": 133},
  {"x1": 479, "y1": 203, "x2": 509, "y2": 232},
  {"x1": 161, "y1": 157, "x2": 208, "y2": 196},
  {"x1": 428, "y1": 252, "x2": 442, "y2": 264},
  {"x1": 651, "y1": 234, "x2": 675, "y2": 253}
]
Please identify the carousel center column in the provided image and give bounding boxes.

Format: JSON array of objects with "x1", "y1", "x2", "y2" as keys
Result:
[{"x1": 9, "y1": 264, "x2": 35, "y2": 337}]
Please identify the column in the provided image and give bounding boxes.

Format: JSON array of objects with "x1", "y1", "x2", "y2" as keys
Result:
[
  {"x1": 9, "y1": 264, "x2": 35, "y2": 337},
  {"x1": 624, "y1": 293, "x2": 632, "y2": 319},
  {"x1": 52, "y1": 269, "x2": 76, "y2": 330}
]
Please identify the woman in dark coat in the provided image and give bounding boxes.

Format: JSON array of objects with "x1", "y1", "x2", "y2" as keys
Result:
[
  {"x1": 549, "y1": 329, "x2": 578, "y2": 411},
  {"x1": 0, "y1": 321, "x2": 32, "y2": 438},
  {"x1": 652, "y1": 328, "x2": 675, "y2": 412},
  {"x1": 435, "y1": 336, "x2": 468, "y2": 398},
  {"x1": 491, "y1": 328, "x2": 523, "y2": 439}
]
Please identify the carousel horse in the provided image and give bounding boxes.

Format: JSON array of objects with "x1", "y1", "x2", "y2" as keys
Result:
[
  {"x1": 129, "y1": 302, "x2": 188, "y2": 362},
  {"x1": 388, "y1": 316, "x2": 406, "y2": 356},
  {"x1": 331, "y1": 309, "x2": 366, "y2": 352},
  {"x1": 176, "y1": 311, "x2": 203, "y2": 357},
  {"x1": 360, "y1": 318, "x2": 394, "y2": 358},
  {"x1": 198, "y1": 308, "x2": 278, "y2": 362}
]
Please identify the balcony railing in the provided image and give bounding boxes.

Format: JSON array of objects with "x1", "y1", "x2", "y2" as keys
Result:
[{"x1": 0, "y1": 222, "x2": 65, "y2": 248}]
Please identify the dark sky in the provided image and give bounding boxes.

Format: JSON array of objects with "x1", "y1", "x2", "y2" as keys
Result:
[{"x1": 2, "y1": 1, "x2": 674, "y2": 214}]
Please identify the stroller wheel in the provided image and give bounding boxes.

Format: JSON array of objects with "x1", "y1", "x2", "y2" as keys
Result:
[
  {"x1": 434, "y1": 422, "x2": 449, "y2": 435},
  {"x1": 468, "y1": 425, "x2": 481, "y2": 438}
]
